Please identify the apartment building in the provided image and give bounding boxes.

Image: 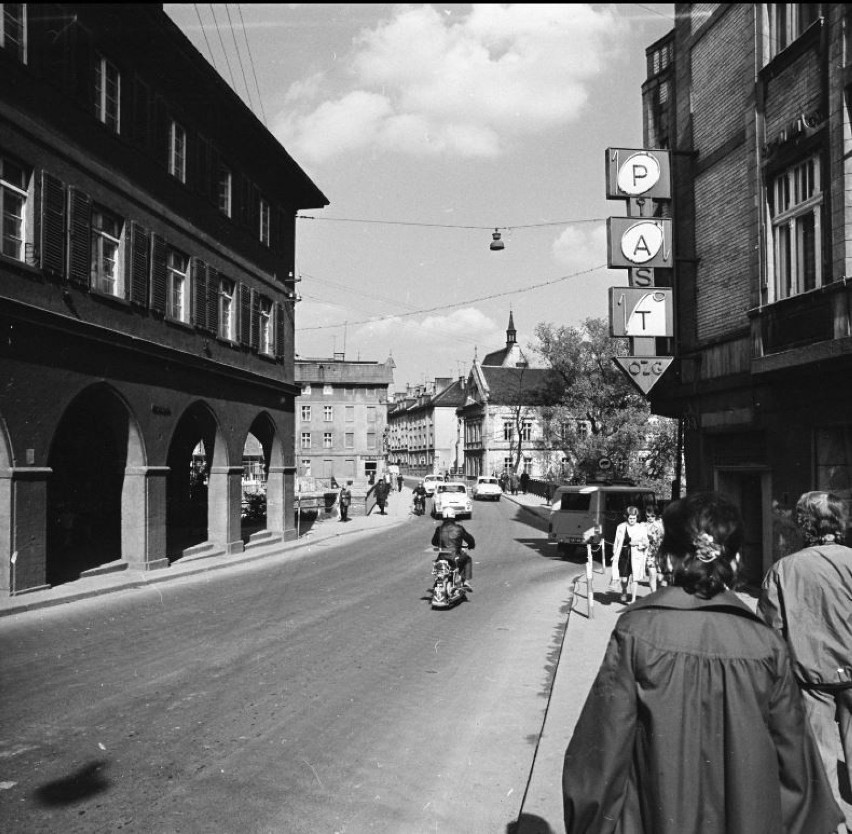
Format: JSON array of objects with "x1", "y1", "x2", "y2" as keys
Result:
[
  {"x1": 0, "y1": 5, "x2": 327, "y2": 593},
  {"x1": 645, "y1": 4, "x2": 852, "y2": 584}
]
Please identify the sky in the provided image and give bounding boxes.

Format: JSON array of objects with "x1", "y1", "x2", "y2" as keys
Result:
[{"x1": 164, "y1": 3, "x2": 674, "y2": 392}]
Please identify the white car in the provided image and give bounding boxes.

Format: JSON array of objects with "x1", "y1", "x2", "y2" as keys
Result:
[
  {"x1": 472, "y1": 476, "x2": 502, "y2": 501},
  {"x1": 432, "y1": 482, "x2": 473, "y2": 519},
  {"x1": 422, "y1": 474, "x2": 443, "y2": 496}
]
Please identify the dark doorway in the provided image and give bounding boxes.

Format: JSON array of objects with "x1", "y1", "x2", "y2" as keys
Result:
[
  {"x1": 166, "y1": 404, "x2": 218, "y2": 560},
  {"x1": 46, "y1": 387, "x2": 129, "y2": 585}
]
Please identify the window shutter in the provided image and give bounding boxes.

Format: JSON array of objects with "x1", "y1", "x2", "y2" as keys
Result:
[
  {"x1": 40, "y1": 171, "x2": 67, "y2": 279},
  {"x1": 275, "y1": 301, "x2": 286, "y2": 359},
  {"x1": 191, "y1": 257, "x2": 207, "y2": 329},
  {"x1": 126, "y1": 222, "x2": 149, "y2": 306},
  {"x1": 250, "y1": 289, "x2": 260, "y2": 350},
  {"x1": 238, "y1": 282, "x2": 251, "y2": 346},
  {"x1": 149, "y1": 234, "x2": 167, "y2": 315},
  {"x1": 66, "y1": 186, "x2": 92, "y2": 288},
  {"x1": 155, "y1": 96, "x2": 170, "y2": 170},
  {"x1": 206, "y1": 266, "x2": 219, "y2": 334},
  {"x1": 196, "y1": 135, "x2": 211, "y2": 200}
]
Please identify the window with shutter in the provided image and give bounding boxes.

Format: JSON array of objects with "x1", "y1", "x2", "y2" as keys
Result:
[
  {"x1": 275, "y1": 301, "x2": 285, "y2": 359},
  {"x1": 218, "y1": 277, "x2": 235, "y2": 341},
  {"x1": 238, "y1": 282, "x2": 251, "y2": 345},
  {"x1": 126, "y1": 221, "x2": 149, "y2": 306},
  {"x1": 1, "y1": 4, "x2": 27, "y2": 63},
  {"x1": 205, "y1": 265, "x2": 219, "y2": 334},
  {"x1": 94, "y1": 54, "x2": 120, "y2": 133},
  {"x1": 39, "y1": 171, "x2": 66, "y2": 278},
  {"x1": 191, "y1": 257, "x2": 207, "y2": 329},
  {"x1": 90, "y1": 204, "x2": 124, "y2": 296},
  {"x1": 149, "y1": 233, "x2": 168, "y2": 314},
  {"x1": 0, "y1": 154, "x2": 29, "y2": 261},
  {"x1": 250, "y1": 289, "x2": 260, "y2": 350},
  {"x1": 166, "y1": 248, "x2": 189, "y2": 322}
]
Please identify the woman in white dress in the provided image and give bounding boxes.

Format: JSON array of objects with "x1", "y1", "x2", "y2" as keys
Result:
[{"x1": 612, "y1": 506, "x2": 649, "y2": 603}]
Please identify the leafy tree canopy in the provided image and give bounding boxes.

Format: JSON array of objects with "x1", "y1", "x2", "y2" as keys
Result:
[{"x1": 533, "y1": 317, "x2": 678, "y2": 493}]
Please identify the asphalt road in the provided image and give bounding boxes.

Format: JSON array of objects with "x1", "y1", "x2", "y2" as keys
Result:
[{"x1": 0, "y1": 498, "x2": 582, "y2": 834}]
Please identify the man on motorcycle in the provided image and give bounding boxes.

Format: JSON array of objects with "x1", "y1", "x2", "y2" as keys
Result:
[
  {"x1": 412, "y1": 480, "x2": 428, "y2": 514},
  {"x1": 431, "y1": 507, "x2": 475, "y2": 590}
]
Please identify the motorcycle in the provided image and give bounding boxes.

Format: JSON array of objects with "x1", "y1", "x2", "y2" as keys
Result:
[
  {"x1": 430, "y1": 549, "x2": 467, "y2": 609},
  {"x1": 413, "y1": 493, "x2": 426, "y2": 516}
]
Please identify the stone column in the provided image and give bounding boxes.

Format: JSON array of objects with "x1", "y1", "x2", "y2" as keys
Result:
[
  {"x1": 0, "y1": 467, "x2": 52, "y2": 595},
  {"x1": 122, "y1": 466, "x2": 170, "y2": 571},
  {"x1": 266, "y1": 465, "x2": 285, "y2": 535},
  {"x1": 208, "y1": 465, "x2": 245, "y2": 554},
  {"x1": 283, "y1": 464, "x2": 297, "y2": 541}
]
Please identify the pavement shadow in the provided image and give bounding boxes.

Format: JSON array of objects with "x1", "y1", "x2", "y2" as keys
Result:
[
  {"x1": 507, "y1": 505, "x2": 549, "y2": 533},
  {"x1": 506, "y1": 812, "x2": 555, "y2": 833},
  {"x1": 515, "y1": 538, "x2": 589, "y2": 565},
  {"x1": 33, "y1": 760, "x2": 110, "y2": 806}
]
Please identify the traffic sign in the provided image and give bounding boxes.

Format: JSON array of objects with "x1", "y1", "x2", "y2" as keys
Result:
[
  {"x1": 607, "y1": 218, "x2": 673, "y2": 268},
  {"x1": 612, "y1": 356, "x2": 674, "y2": 396},
  {"x1": 609, "y1": 287, "x2": 673, "y2": 338},
  {"x1": 605, "y1": 148, "x2": 671, "y2": 200}
]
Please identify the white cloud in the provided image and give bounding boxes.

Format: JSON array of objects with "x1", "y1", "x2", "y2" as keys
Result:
[
  {"x1": 275, "y1": 3, "x2": 623, "y2": 163},
  {"x1": 552, "y1": 223, "x2": 608, "y2": 272},
  {"x1": 355, "y1": 307, "x2": 499, "y2": 344}
]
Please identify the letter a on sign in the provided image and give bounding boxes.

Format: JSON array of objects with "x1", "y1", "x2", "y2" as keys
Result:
[{"x1": 607, "y1": 217, "x2": 673, "y2": 269}]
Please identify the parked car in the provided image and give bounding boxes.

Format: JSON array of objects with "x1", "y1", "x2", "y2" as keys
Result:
[
  {"x1": 472, "y1": 476, "x2": 502, "y2": 501},
  {"x1": 432, "y1": 482, "x2": 473, "y2": 519},
  {"x1": 423, "y1": 474, "x2": 443, "y2": 496}
]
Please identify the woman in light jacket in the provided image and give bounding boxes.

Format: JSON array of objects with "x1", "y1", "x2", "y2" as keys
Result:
[
  {"x1": 563, "y1": 492, "x2": 842, "y2": 834},
  {"x1": 611, "y1": 506, "x2": 649, "y2": 603}
]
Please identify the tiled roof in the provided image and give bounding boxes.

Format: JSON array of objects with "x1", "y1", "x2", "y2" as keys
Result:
[
  {"x1": 479, "y1": 366, "x2": 559, "y2": 405},
  {"x1": 295, "y1": 358, "x2": 395, "y2": 384},
  {"x1": 431, "y1": 379, "x2": 467, "y2": 407}
]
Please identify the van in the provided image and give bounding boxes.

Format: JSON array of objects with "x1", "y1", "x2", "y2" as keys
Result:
[{"x1": 548, "y1": 483, "x2": 658, "y2": 557}]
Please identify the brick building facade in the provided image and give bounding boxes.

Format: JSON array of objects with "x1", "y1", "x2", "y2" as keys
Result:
[
  {"x1": 0, "y1": 5, "x2": 326, "y2": 594},
  {"x1": 645, "y1": 4, "x2": 852, "y2": 585}
]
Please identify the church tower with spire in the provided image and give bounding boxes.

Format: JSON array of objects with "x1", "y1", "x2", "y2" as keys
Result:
[{"x1": 481, "y1": 309, "x2": 529, "y2": 368}]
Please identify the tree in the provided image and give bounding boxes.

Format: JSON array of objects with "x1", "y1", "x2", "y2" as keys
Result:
[{"x1": 534, "y1": 317, "x2": 678, "y2": 494}]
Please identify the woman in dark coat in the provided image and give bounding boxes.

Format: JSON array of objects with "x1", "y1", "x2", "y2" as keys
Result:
[{"x1": 562, "y1": 492, "x2": 842, "y2": 834}]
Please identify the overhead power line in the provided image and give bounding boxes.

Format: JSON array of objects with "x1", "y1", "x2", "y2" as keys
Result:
[
  {"x1": 296, "y1": 263, "x2": 608, "y2": 332},
  {"x1": 193, "y1": 4, "x2": 217, "y2": 72},
  {"x1": 209, "y1": 4, "x2": 238, "y2": 94},
  {"x1": 237, "y1": 3, "x2": 268, "y2": 125},
  {"x1": 225, "y1": 4, "x2": 254, "y2": 112},
  {"x1": 297, "y1": 215, "x2": 606, "y2": 232}
]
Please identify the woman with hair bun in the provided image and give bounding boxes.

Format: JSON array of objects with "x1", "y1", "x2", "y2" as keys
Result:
[
  {"x1": 759, "y1": 491, "x2": 852, "y2": 833},
  {"x1": 563, "y1": 491, "x2": 842, "y2": 834}
]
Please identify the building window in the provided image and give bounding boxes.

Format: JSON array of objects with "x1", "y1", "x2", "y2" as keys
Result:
[
  {"x1": 367, "y1": 432, "x2": 376, "y2": 450},
  {"x1": 503, "y1": 420, "x2": 513, "y2": 441},
  {"x1": 302, "y1": 383, "x2": 311, "y2": 395},
  {"x1": 323, "y1": 405, "x2": 333, "y2": 422},
  {"x1": 0, "y1": 154, "x2": 27, "y2": 261},
  {"x1": 323, "y1": 384, "x2": 333, "y2": 396},
  {"x1": 301, "y1": 459, "x2": 312, "y2": 477},
  {"x1": 367, "y1": 406, "x2": 376, "y2": 423},
  {"x1": 94, "y1": 55, "x2": 120, "y2": 133},
  {"x1": 90, "y1": 206, "x2": 124, "y2": 296},
  {"x1": 344, "y1": 387, "x2": 354, "y2": 398},
  {"x1": 301, "y1": 432, "x2": 311, "y2": 449},
  {"x1": 345, "y1": 405, "x2": 354, "y2": 422},
  {"x1": 345, "y1": 432, "x2": 354, "y2": 449},
  {"x1": 577, "y1": 421, "x2": 590, "y2": 438},
  {"x1": 167, "y1": 249, "x2": 189, "y2": 321},
  {"x1": 521, "y1": 421, "x2": 533, "y2": 442},
  {"x1": 169, "y1": 121, "x2": 186, "y2": 182},
  {"x1": 259, "y1": 197, "x2": 270, "y2": 245},
  {"x1": 366, "y1": 388, "x2": 375, "y2": 398},
  {"x1": 323, "y1": 432, "x2": 333, "y2": 449},
  {"x1": 218, "y1": 277, "x2": 235, "y2": 341},
  {"x1": 769, "y1": 155, "x2": 822, "y2": 300},
  {"x1": 0, "y1": 4, "x2": 26, "y2": 63},
  {"x1": 301, "y1": 405, "x2": 311, "y2": 421},
  {"x1": 768, "y1": 4, "x2": 820, "y2": 59},
  {"x1": 258, "y1": 297, "x2": 272, "y2": 355},
  {"x1": 218, "y1": 165, "x2": 232, "y2": 217},
  {"x1": 503, "y1": 457, "x2": 513, "y2": 472}
]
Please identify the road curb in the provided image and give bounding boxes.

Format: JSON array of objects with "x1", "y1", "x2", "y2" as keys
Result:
[{"x1": 0, "y1": 514, "x2": 411, "y2": 619}]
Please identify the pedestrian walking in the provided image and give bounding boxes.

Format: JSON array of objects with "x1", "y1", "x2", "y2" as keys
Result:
[
  {"x1": 397, "y1": 474, "x2": 403, "y2": 493},
  {"x1": 644, "y1": 505, "x2": 664, "y2": 592},
  {"x1": 611, "y1": 506, "x2": 649, "y2": 603},
  {"x1": 509, "y1": 472, "x2": 518, "y2": 495},
  {"x1": 759, "y1": 490, "x2": 852, "y2": 833},
  {"x1": 519, "y1": 471, "x2": 529, "y2": 494},
  {"x1": 563, "y1": 491, "x2": 843, "y2": 834},
  {"x1": 374, "y1": 478, "x2": 390, "y2": 515},
  {"x1": 338, "y1": 481, "x2": 352, "y2": 522}
]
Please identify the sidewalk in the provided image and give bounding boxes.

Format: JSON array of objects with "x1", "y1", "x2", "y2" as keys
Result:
[
  {"x1": 0, "y1": 484, "x2": 415, "y2": 619},
  {"x1": 499, "y1": 488, "x2": 759, "y2": 833}
]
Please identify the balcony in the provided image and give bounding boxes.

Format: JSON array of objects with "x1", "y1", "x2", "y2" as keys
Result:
[{"x1": 750, "y1": 279, "x2": 852, "y2": 371}]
